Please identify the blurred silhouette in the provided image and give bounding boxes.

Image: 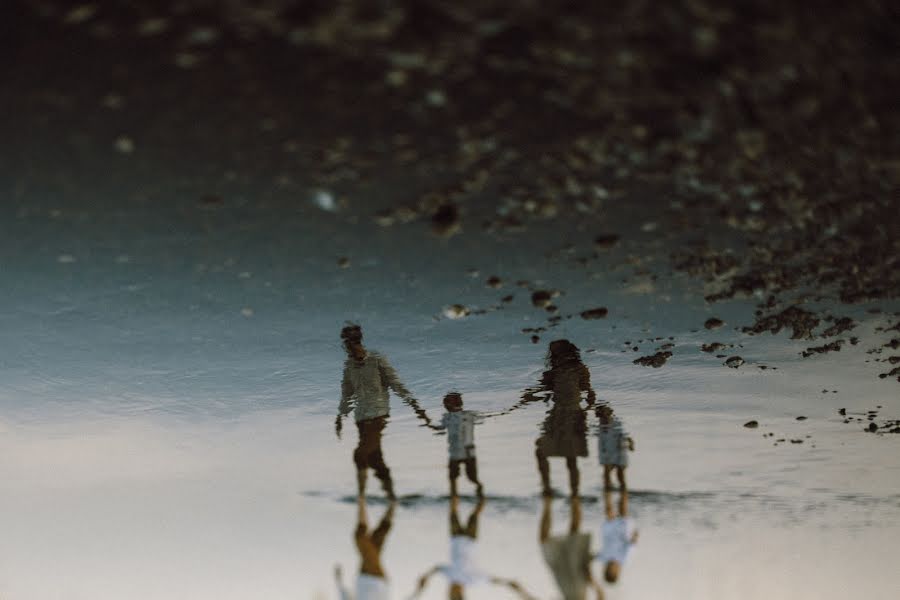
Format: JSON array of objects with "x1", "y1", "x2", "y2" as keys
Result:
[
  {"x1": 336, "y1": 324, "x2": 432, "y2": 499},
  {"x1": 335, "y1": 493, "x2": 396, "y2": 600},
  {"x1": 539, "y1": 494, "x2": 604, "y2": 600},
  {"x1": 432, "y1": 392, "x2": 484, "y2": 498},
  {"x1": 521, "y1": 340, "x2": 596, "y2": 496},
  {"x1": 596, "y1": 484, "x2": 638, "y2": 584},
  {"x1": 413, "y1": 495, "x2": 535, "y2": 599},
  {"x1": 596, "y1": 404, "x2": 635, "y2": 492}
]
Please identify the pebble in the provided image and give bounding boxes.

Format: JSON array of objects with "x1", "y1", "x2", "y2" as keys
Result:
[
  {"x1": 704, "y1": 317, "x2": 724, "y2": 330},
  {"x1": 724, "y1": 356, "x2": 744, "y2": 368},
  {"x1": 443, "y1": 304, "x2": 470, "y2": 319},
  {"x1": 744, "y1": 420, "x2": 759, "y2": 428},
  {"x1": 580, "y1": 307, "x2": 608, "y2": 319}
]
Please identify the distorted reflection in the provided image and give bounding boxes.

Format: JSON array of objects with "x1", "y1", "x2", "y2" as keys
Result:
[
  {"x1": 335, "y1": 494, "x2": 396, "y2": 600},
  {"x1": 540, "y1": 493, "x2": 604, "y2": 600},
  {"x1": 597, "y1": 404, "x2": 638, "y2": 584},
  {"x1": 433, "y1": 392, "x2": 484, "y2": 499},
  {"x1": 525, "y1": 340, "x2": 596, "y2": 497},
  {"x1": 337, "y1": 324, "x2": 430, "y2": 499},
  {"x1": 413, "y1": 496, "x2": 536, "y2": 599}
]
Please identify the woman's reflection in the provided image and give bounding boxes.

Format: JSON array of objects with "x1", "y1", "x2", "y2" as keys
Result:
[
  {"x1": 336, "y1": 324, "x2": 429, "y2": 499},
  {"x1": 525, "y1": 340, "x2": 596, "y2": 497},
  {"x1": 335, "y1": 493, "x2": 396, "y2": 600},
  {"x1": 414, "y1": 496, "x2": 534, "y2": 599},
  {"x1": 539, "y1": 494, "x2": 604, "y2": 600}
]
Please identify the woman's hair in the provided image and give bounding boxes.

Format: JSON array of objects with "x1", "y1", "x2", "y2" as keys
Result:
[
  {"x1": 546, "y1": 339, "x2": 582, "y2": 368},
  {"x1": 340, "y1": 324, "x2": 363, "y2": 344}
]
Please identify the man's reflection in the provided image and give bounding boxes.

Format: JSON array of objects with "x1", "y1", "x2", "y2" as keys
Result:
[
  {"x1": 335, "y1": 494, "x2": 396, "y2": 600},
  {"x1": 414, "y1": 496, "x2": 534, "y2": 599},
  {"x1": 336, "y1": 324, "x2": 425, "y2": 499},
  {"x1": 539, "y1": 494, "x2": 603, "y2": 600},
  {"x1": 524, "y1": 340, "x2": 596, "y2": 497},
  {"x1": 597, "y1": 405, "x2": 638, "y2": 584}
]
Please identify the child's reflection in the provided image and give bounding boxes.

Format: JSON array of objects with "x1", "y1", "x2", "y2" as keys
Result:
[
  {"x1": 414, "y1": 496, "x2": 535, "y2": 599},
  {"x1": 336, "y1": 324, "x2": 431, "y2": 499},
  {"x1": 539, "y1": 494, "x2": 604, "y2": 600},
  {"x1": 597, "y1": 452, "x2": 638, "y2": 583},
  {"x1": 335, "y1": 493, "x2": 396, "y2": 600},
  {"x1": 524, "y1": 340, "x2": 596, "y2": 497}
]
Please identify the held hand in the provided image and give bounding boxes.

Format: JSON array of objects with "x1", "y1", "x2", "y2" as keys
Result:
[{"x1": 628, "y1": 437, "x2": 635, "y2": 451}]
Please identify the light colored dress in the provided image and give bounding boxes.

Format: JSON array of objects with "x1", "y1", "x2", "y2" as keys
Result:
[{"x1": 541, "y1": 532, "x2": 591, "y2": 600}]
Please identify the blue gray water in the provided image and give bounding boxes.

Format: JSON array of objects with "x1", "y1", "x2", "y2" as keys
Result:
[{"x1": 1, "y1": 185, "x2": 898, "y2": 600}]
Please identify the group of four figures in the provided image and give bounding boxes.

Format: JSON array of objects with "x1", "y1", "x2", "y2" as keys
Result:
[{"x1": 334, "y1": 325, "x2": 638, "y2": 599}]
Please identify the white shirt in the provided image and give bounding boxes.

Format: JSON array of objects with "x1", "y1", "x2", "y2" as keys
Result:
[
  {"x1": 597, "y1": 517, "x2": 636, "y2": 564},
  {"x1": 439, "y1": 411, "x2": 481, "y2": 459},
  {"x1": 339, "y1": 352, "x2": 409, "y2": 422},
  {"x1": 437, "y1": 535, "x2": 489, "y2": 586},
  {"x1": 337, "y1": 574, "x2": 389, "y2": 600}
]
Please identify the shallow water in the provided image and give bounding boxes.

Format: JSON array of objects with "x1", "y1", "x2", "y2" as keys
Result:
[{"x1": 1, "y1": 192, "x2": 898, "y2": 600}]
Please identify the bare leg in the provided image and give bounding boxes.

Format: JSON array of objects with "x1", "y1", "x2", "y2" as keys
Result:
[
  {"x1": 616, "y1": 465, "x2": 627, "y2": 491},
  {"x1": 569, "y1": 494, "x2": 582, "y2": 534},
  {"x1": 602, "y1": 464, "x2": 613, "y2": 491},
  {"x1": 357, "y1": 469, "x2": 367, "y2": 498},
  {"x1": 539, "y1": 495, "x2": 552, "y2": 543},
  {"x1": 536, "y1": 440, "x2": 551, "y2": 496},
  {"x1": 566, "y1": 456, "x2": 580, "y2": 497}
]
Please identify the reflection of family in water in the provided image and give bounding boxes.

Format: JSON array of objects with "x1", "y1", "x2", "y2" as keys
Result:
[{"x1": 333, "y1": 325, "x2": 638, "y2": 598}]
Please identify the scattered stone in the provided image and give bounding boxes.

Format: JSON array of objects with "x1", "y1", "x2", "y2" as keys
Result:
[
  {"x1": 790, "y1": 439, "x2": 804, "y2": 444},
  {"x1": 867, "y1": 422, "x2": 878, "y2": 433},
  {"x1": 838, "y1": 408, "x2": 846, "y2": 415},
  {"x1": 821, "y1": 316, "x2": 857, "y2": 337},
  {"x1": 113, "y1": 136, "x2": 134, "y2": 154},
  {"x1": 742, "y1": 306, "x2": 820, "y2": 340},
  {"x1": 704, "y1": 317, "x2": 724, "y2": 330},
  {"x1": 442, "y1": 304, "x2": 470, "y2": 319},
  {"x1": 801, "y1": 340, "x2": 845, "y2": 358},
  {"x1": 580, "y1": 307, "x2": 608, "y2": 320},
  {"x1": 701, "y1": 342, "x2": 726, "y2": 353},
  {"x1": 500, "y1": 295, "x2": 514, "y2": 303},
  {"x1": 310, "y1": 189, "x2": 338, "y2": 212},
  {"x1": 633, "y1": 351, "x2": 672, "y2": 368},
  {"x1": 724, "y1": 356, "x2": 745, "y2": 368},
  {"x1": 594, "y1": 234, "x2": 620, "y2": 249},
  {"x1": 337, "y1": 256, "x2": 350, "y2": 268},
  {"x1": 431, "y1": 203, "x2": 460, "y2": 237},
  {"x1": 486, "y1": 275, "x2": 503, "y2": 289},
  {"x1": 531, "y1": 290, "x2": 554, "y2": 308},
  {"x1": 744, "y1": 420, "x2": 759, "y2": 428},
  {"x1": 796, "y1": 416, "x2": 807, "y2": 421},
  {"x1": 531, "y1": 335, "x2": 540, "y2": 344}
]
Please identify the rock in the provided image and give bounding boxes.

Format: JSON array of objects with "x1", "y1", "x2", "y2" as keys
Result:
[
  {"x1": 838, "y1": 408, "x2": 846, "y2": 415},
  {"x1": 742, "y1": 306, "x2": 820, "y2": 340},
  {"x1": 431, "y1": 203, "x2": 460, "y2": 237},
  {"x1": 744, "y1": 420, "x2": 759, "y2": 428},
  {"x1": 531, "y1": 290, "x2": 554, "y2": 308},
  {"x1": 337, "y1": 256, "x2": 350, "y2": 268},
  {"x1": 704, "y1": 317, "x2": 724, "y2": 330},
  {"x1": 580, "y1": 307, "x2": 608, "y2": 319},
  {"x1": 801, "y1": 340, "x2": 844, "y2": 358},
  {"x1": 701, "y1": 342, "x2": 726, "y2": 353},
  {"x1": 724, "y1": 355, "x2": 744, "y2": 368},
  {"x1": 594, "y1": 234, "x2": 620, "y2": 249},
  {"x1": 633, "y1": 351, "x2": 672, "y2": 368},
  {"x1": 442, "y1": 304, "x2": 470, "y2": 319},
  {"x1": 796, "y1": 416, "x2": 807, "y2": 421},
  {"x1": 486, "y1": 275, "x2": 503, "y2": 289},
  {"x1": 113, "y1": 136, "x2": 135, "y2": 154},
  {"x1": 500, "y1": 295, "x2": 514, "y2": 303},
  {"x1": 821, "y1": 316, "x2": 857, "y2": 337},
  {"x1": 531, "y1": 335, "x2": 540, "y2": 344},
  {"x1": 310, "y1": 189, "x2": 338, "y2": 212},
  {"x1": 867, "y1": 422, "x2": 878, "y2": 433}
]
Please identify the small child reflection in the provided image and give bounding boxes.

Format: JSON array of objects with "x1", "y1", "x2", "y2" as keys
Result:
[
  {"x1": 413, "y1": 496, "x2": 534, "y2": 599},
  {"x1": 433, "y1": 392, "x2": 484, "y2": 499},
  {"x1": 597, "y1": 486, "x2": 638, "y2": 584},
  {"x1": 335, "y1": 493, "x2": 396, "y2": 600},
  {"x1": 539, "y1": 494, "x2": 604, "y2": 600}
]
